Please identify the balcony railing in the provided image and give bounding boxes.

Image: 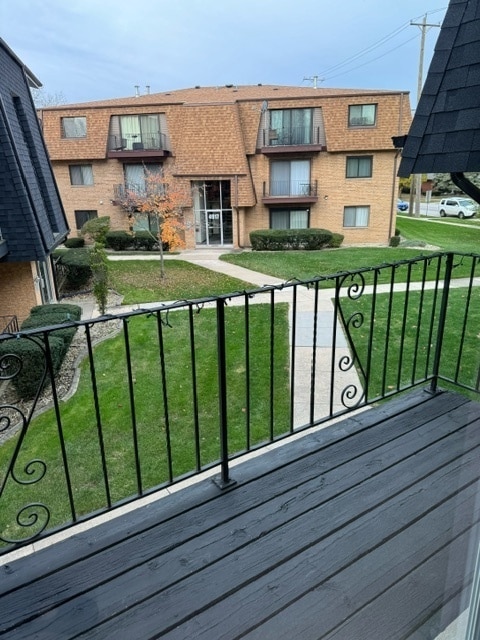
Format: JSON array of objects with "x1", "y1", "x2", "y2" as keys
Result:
[
  {"x1": 1, "y1": 251, "x2": 479, "y2": 553},
  {"x1": 0, "y1": 315, "x2": 18, "y2": 334},
  {"x1": 261, "y1": 126, "x2": 323, "y2": 148},
  {"x1": 263, "y1": 180, "x2": 318, "y2": 198},
  {"x1": 113, "y1": 181, "x2": 167, "y2": 201},
  {"x1": 107, "y1": 132, "x2": 168, "y2": 154}
]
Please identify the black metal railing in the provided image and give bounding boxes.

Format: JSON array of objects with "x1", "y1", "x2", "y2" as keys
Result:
[
  {"x1": 1, "y1": 251, "x2": 479, "y2": 552},
  {"x1": 107, "y1": 132, "x2": 167, "y2": 152},
  {"x1": 0, "y1": 316, "x2": 18, "y2": 334},
  {"x1": 113, "y1": 181, "x2": 167, "y2": 201},
  {"x1": 263, "y1": 179, "x2": 318, "y2": 197},
  {"x1": 261, "y1": 126, "x2": 322, "y2": 147}
]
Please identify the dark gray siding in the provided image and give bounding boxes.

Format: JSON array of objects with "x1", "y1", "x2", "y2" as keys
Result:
[
  {"x1": 0, "y1": 40, "x2": 68, "y2": 261},
  {"x1": 399, "y1": 0, "x2": 480, "y2": 176}
]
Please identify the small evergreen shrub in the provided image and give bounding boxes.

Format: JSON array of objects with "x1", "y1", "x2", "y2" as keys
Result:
[
  {"x1": 250, "y1": 228, "x2": 333, "y2": 251},
  {"x1": 328, "y1": 233, "x2": 344, "y2": 248},
  {"x1": 57, "y1": 249, "x2": 92, "y2": 289},
  {"x1": 0, "y1": 335, "x2": 66, "y2": 399},
  {"x1": 29, "y1": 303, "x2": 82, "y2": 320},
  {"x1": 133, "y1": 231, "x2": 158, "y2": 251},
  {"x1": 389, "y1": 235, "x2": 401, "y2": 247},
  {"x1": 64, "y1": 237, "x2": 85, "y2": 248},
  {"x1": 105, "y1": 231, "x2": 134, "y2": 251}
]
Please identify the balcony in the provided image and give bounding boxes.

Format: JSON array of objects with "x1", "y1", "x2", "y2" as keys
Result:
[
  {"x1": 262, "y1": 179, "x2": 318, "y2": 204},
  {"x1": 107, "y1": 132, "x2": 170, "y2": 159},
  {"x1": 260, "y1": 126, "x2": 325, "y2": 154},
  {"x1": 1, "y1": 252, "x2": 480, "y2": 638}
]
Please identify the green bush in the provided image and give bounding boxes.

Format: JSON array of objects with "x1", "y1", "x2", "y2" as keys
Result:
[
  {"x1": 133, "y1": 231, "x2": 158, "y2": 251},
  {"x1": 64, "y1": 237, "x2": 85, "y2": 248},
  {"x1": 328, "y1": 233, "x2": 344, "y2": 248},
  {"x1": 0, "y1": 335, "x2": 66, "y2": 399},
  {"x1": 57, "y1": 248, "x2": 92, "y2": 289},
  {"x1": 105, "y1": 231, "x2": 134, "y2": 251},
  {"x1": 389, "y1": 235, "x2": 401, "y2": 247},
  {"x1": 250, "y1": 228, "x2": 333, "y2": 251},
  {"x1": 29, "y1": 303, "x2": 82, "y2": 320}
]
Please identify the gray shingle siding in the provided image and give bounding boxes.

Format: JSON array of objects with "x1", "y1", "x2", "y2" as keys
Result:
[
  {"x1": 399, "y1": 0, "x2": 480, "y2": 177},
  {"x1": 0, "y1": 40, "x2": 68, "y2": 262}
]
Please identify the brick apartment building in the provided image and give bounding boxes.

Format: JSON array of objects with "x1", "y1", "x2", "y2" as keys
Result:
[{"x1": 39, "y1": 85, "x2": 411, "y2": 249}]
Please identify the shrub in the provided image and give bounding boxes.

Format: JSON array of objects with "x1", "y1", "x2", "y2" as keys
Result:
[
  {"x1": 328, "y1": 233, "x2": 344, "y2": 248},
  {"x1": 105, "y1": 231, "x2": 134, "y2": 251},
  {"x1": 250, "y1": 228, "x2": 333, "y2": 251},
  {"x1": 389, "y1": 235, "x2": 401, "y2": 247},
  {"x1": 0, "y1": 335, "x2": 66, "y2": 399},
  {"x1": 57, "y1": 248, "x2": 92, "y2": 289},
  {"x1": 80, "y1": 216, "x2": 111, "y2": 245},
  {"x1": 133, "y1": 231, "x2": 158, "y2": 251},
  {"x1": 64, "y1": 237, "x2": 85, "y2": 249},
  {"x1": 29, "y1": 303, "x2": 82, "y2": 320}
]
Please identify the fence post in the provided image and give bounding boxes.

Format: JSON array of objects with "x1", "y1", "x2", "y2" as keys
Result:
[
  {"x1": 213, "y1": 298, "x2": 236, "y2": 489},
  {"x1": 429, "y1": 252, "x2": 454, "y2": 394}
]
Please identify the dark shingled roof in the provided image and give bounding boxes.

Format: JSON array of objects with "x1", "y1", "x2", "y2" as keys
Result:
[{"x1": 399, "y1": 0, "x2": 480, "y2": 177}]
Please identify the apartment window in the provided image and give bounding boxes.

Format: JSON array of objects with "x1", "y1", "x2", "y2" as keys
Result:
[
  {"x1": 346, "y1": 156, "x2": 373, "y2": 178},
  {"x1": 269, "y1": 108, "x2": 312, "y2": 145},
  {"x1": 61, "y1": 117, "x2": 87, "y2": 138},
  {"x1": 348, "y1": 104, "x2": 377, "y2": 127},
  {"x1": 124, "y1": 163, "x2": 162, "y2": 195},
  {"x1": 343, "y1": 206, "x2": 370, "y2": 227},
  {"x1": 74, "y1": 209, "x2": 98, "y2": 230},
  {"x1": 270, "y1": 160, "x2": 311, "y2": 196},
  {"x1": 69, "y1": 164, "x2": 94, "y2": 186},
  {"x1": 270, "y1": 209, "x2": 309, "y2": 229}
]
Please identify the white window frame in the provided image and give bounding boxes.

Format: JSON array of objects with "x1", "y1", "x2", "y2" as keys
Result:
[{"x1": 343, "y1": 206, "x2": 370, "y2": 228}]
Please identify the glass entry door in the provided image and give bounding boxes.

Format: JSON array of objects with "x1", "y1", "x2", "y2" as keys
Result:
[{"x1": 194, "y1": 180, "x2": 233, "y2": 246}]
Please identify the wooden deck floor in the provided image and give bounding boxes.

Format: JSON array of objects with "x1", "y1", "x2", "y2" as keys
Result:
[{"x1": 1, "y1": 389, "x2": 480, "y2": 639}]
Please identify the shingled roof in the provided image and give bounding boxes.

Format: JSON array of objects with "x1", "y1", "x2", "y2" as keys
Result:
[{"x1": 399, "y1": 0, "x2": 480, "y2": 176}]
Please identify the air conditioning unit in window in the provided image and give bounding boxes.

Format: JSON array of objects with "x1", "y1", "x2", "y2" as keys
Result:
[{"x1": 268, "y1": 129, "x2": 278, "y2": 140}]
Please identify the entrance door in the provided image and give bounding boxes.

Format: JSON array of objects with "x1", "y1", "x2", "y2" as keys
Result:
[{"x1": 194, "y1": 180, "x2": 233, "y2": 246}]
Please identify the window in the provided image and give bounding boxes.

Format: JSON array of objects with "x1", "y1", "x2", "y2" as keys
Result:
[
  {"x1": 343, "y1": 206, "x2": 370, "y2": 227},
  {"x1": 270, "y1": 160, "x2": 311, "y2": 196},
  {"x1": 61, "y1": 117, "x2": 87, "y2": 138},
  {"x1": 270, "y1": 209, "x2": 309, "y2": 229},
  {"x1": 69, "y1": 164, "x2": 94, "y2": 186},
  {"x1": 124, "y1": 163, "x2": 162, "y2": 196},
  {"x1": 74, "y1": 210, "x2": 97, "y2": 230},
  {"x1": 269, "y1": 109, "x2": 312, "y2": 145},
  {"x1": 348, "y1": 104, "x2": 377, "y2": 127},
  {"x1": 346, "y1": 156, "x2": 373, "y2": 178}
]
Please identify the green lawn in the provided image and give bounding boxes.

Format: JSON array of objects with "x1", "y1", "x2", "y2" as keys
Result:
[
  {"x1": 108, "y1": 259, "x2": 252, "y2": 303},
  {"x1": 0, "y1": 303, "x2": 290, "y2": 543},
  {"x1": 395, "y1": 216, "x2": 480, "y2": 253},
  {"x1": 339, "y1": 287, "x2": 480, "y2": 401}
]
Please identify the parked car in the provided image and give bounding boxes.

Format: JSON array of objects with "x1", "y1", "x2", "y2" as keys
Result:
[
  {"x1": 397, "y1": 199, "x2": 409, "y2": 211},
  {"x1": 439, "y1": 197, "x2": 478, "y2": 218}
]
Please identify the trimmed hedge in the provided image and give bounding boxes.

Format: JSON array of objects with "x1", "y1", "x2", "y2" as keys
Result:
[
  {"x1": 57, "y1": 248, "x2": 92, "y2": 289},
  {"x1": 328, "y1": 233, "x2": 344, "y2": 248},
  {"x1": 133, "y1": 230, "x2": 158, "y2": 251},
  {"x1": 105, "y1": 231, "x2": 133, "y2": 251},
  {"x1": 64, "y1": 237, "x2": 85, "y2": 248},
  {"x1": 0, "y1": 336, "x2": 66, "y2": 400},
  {"x1": 0, "y1": 303, "x2": 82, "y2": 399},
  {"x1": 389, "y1": 235, "x2": 401, "y2": 247},
  {"x1": 250, "y1": 228, "x2": 333, "y2": 251}
]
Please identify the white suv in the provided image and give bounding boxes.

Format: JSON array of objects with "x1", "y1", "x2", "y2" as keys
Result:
[{"x1": 439, "y1": 197, "x2": 478, "y2": 218}]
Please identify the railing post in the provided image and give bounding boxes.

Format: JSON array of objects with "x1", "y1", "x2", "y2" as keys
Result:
[
  {"x1": 429, "y1": 252, "x2": 454, "y2": 394},
  {"x1": 213, "y1": 298, "x2": 236, "y2": 489}
]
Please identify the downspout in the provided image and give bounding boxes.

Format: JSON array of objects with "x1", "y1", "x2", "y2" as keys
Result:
[
  {"x1": 388, "y1": 93, "x2": 406, "y2": 240},
  {"x1": 451, "y1": 172, "x2": 480, "y2": 205}
]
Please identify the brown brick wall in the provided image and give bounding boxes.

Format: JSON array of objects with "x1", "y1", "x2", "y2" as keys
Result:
[{"x1": 0, "y1": 262, "x2": 39, "y2": 324}]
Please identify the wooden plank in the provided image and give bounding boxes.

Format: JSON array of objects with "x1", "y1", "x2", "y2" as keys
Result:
[
  {"x1": 1, "y1": 390, "x2": 468, "y2": 596},
  {"x1": 1, "y1": 398, "x2": 475, "y2": 636},
  {"x1": 142, "y1": 454, "x2": 480, "y2": 639},
  {"x1": 33, "y1": 418, "x2": 480, "y2": 639}
]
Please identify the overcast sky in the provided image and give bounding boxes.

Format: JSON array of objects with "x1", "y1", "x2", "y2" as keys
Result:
[{"x1": 1, "y1": 1, "x2": 448, "y2": 105}]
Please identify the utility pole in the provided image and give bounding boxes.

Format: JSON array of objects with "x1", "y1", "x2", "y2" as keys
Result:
[
  {"x1": 410, "y1": 14, "x2": 440, "y2": 217},
  {"x1": 303, "y1": 75, "x2": 324, "y2": 89}
]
